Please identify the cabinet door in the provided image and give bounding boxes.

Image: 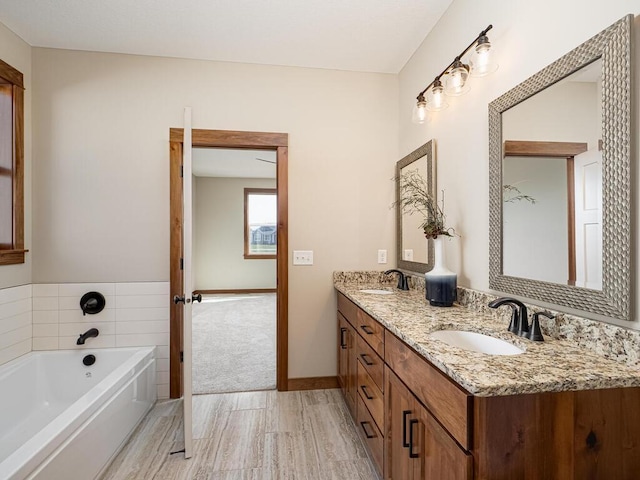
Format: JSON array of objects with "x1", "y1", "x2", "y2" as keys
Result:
[
  {"x1": 412, "y1": 397, "x2": 473, "y2": 480},
  {"x1": 384, "y1": 367, "x2": 415, "y2": 480},
  {"x1": 338, "y1": 314, "x2": 356, "y2": 416}
]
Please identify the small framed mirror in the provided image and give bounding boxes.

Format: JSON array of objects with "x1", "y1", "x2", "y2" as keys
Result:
[
  {"x1": 488, "y1": 15, "x2": 632, "y2": 321},
  {"x1": 396, "y1": 139, "x2": 436, "y2": 274}
]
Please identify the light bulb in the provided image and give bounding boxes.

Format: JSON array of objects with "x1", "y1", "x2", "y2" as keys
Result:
[
  {"x1": 411, "y1": 95, "x2": 428, "y2": 124},
  {"x1": 470, "y1": 35, "x2": 498, "y2": 77},
  {"x1": 426, "y1": 80, "x2": 448, "y2": 111},
  {"x1": 444, "y1": 59, "x2": 470, "y2": 96}
]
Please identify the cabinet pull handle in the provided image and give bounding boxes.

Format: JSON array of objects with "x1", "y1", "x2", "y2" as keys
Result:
[
  {"x1": 402, "y1": 410, "x2": 411, "y2": 448},
  {"x1": 360, "y1": 421, "x2": 376, "y2": 439},
  {"x1": 360, "y1": 385, "x2": 374, "y2": 400},
  {"x1": 360, "y1": 325, "x2": 374, "y2": 335},
  {"x1": 340, "y1": 328, "x2": 347, "y2": 349},
  {"x1": 409, "y1": 419, "x2": 419, "y2": 458},
  {"x1": 359, "y1": 353, "x2": 374, "y2": 366}
]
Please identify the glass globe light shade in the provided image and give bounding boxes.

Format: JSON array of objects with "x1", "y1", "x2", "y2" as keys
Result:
[
  {"x1": 411, "y1": 95, "x2": 428, "y2": 124},
  {"x1": 426, "y1": 81, "x2": 449, "y2": 111},
  {"x1": 444, "y1": 60, "x2": 470, "y2": 96},
  {"x1": 469, "y1": 35, "x2": 499, "y2": 77}
]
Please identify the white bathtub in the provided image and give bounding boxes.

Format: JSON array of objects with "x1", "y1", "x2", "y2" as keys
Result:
[{"x1": 0, "y1": 347, "x2": 156, "y2": 480}]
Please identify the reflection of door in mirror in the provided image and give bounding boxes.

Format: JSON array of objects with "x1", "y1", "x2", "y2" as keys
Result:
[
  {"x1": 501, "y1": 59, "x2": 602, "y2": 290},
  {"x1": 400, "y1": 158, "x2": 428, "y2": 263}
]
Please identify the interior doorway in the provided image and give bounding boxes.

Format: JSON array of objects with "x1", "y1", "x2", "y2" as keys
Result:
[
  {"x1": 169, "y1": 129, "x2": 289, "y2": 398},
  {"x1": 191, "y1": 147, "x2": 277, "y2": 394}
]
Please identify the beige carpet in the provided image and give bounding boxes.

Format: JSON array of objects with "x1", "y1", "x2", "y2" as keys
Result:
[{"x1": 191, "y1": 293, "x2": 276, "y2": 394}]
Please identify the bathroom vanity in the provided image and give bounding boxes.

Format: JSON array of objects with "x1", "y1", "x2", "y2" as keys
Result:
[{"x1": 335, "y1": 277, "x2": 640, "y2": 480}]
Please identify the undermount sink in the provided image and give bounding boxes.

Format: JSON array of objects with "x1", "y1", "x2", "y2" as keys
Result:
[
  {"x1": 428, "y1": 330, "x2": 524, "y2": 356},
  {"x1": 358, "y1": 289, "x2": 394, "y2": 295}
]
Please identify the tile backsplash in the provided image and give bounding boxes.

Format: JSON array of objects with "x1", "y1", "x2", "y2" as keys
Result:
[{"x1": 0, "y1": 282, "x2": 170, "y2": 399}]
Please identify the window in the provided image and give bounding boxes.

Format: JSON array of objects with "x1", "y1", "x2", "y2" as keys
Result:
[
  {"x1": 0, "y1": 59, "x2": 25, "y2": 266},
  {"x1": 244, "y1": 188, "x2": 277, "y2": 259}
]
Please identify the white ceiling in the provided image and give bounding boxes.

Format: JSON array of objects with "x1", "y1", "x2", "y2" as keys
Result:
[
  {"x1": 0, "y1": 0, "x2": 452, "y2": 74},
  {"x1": 192, "y1": 148, "x2": 276, "y2": 178}
]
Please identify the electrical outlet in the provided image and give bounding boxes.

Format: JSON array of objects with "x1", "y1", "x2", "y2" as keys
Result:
[
  {"x1": 404, "y1": 249, "x2": 414, "y2": 261},
  {"x1": 378, "y1": 249, "x2": 388, "y2": 264},
  {"x1": 293, "y1": 250, "x2": 313, "y2": 265}
]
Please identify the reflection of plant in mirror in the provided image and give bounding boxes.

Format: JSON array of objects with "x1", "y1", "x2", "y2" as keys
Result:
[
  {"x1": 503, "y1": 184, "x2": 537, "y2": 204},
  {"x1": 394, "y1": 169, "x2": 455, "y2": 239}
]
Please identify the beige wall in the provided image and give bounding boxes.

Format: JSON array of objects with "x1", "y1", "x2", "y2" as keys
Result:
[
  {"x1": 194, "y1": 177, "x2": 276, "y2": 290},
  {"x1": 0, "y1": 22, "x2": 32, "y2": 289},
  {"x1": 399, "y1": 0, "x2": 640, "y2": 329},
  {"x1": 31, "y1": 49, "x2": 398, "y2": 378}
]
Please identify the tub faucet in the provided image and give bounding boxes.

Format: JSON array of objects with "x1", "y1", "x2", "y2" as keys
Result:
[
  {"x1": 384, "y1": 269, "x2": 410, "y2": 290},
  {"x1": 77, "y1": 328, "x2": 99, "y2": 345},
  {"x1": 488, "y1": 297, "x2": 529, "y2": 336}
]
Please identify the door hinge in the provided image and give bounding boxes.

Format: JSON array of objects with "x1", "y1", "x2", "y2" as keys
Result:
[
  {"x1": 180, "y1": 351, "x2": 184, "y2": 362},
  {"x1": 180, "y1": 257, "x2": 184, "y2": 270},
  {"x1": 180, "y1": 165, "x2": 184, "y2": 178}
]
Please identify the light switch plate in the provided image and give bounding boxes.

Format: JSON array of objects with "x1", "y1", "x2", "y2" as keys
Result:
[
  {"x1": 378, "y1": 249, "x2": 388, "y2": 264},
  {"x1": 293, "y1": 250, "x2": 314, "y2": 265},
  {"x1": 404, "y1": 249, "x2": 414, "y2": 261}
]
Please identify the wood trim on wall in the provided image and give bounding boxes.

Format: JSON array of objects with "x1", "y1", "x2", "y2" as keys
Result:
[
  {"x1": 169, "y1": 129, "x2": 289, "y2": 398},
  {"x1": 194, "y1": 288, "x2": 277, "y2": 295},
  {"x1": 288, "y1": 376, "x2": 339, "y2": 391},
  {"x1": 503, "y1": 140, "x2": 588, "y2": 158}
]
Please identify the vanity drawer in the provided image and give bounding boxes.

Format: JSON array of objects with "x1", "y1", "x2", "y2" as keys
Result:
[
  {"x1": 357, "y1": 361, "x2": 384, "y2": 433},
  {"x1": 356, "y1": 334, "x2": 384, "y2": 392},
  {"x1": 356, "y1": 392, "x2": 383, "y2": 474},
  {"x1": 337, "y1": 293, "x2": 358, "y2": 327},
  {"x1": 356, "y1": 308, "x2": 385, "y2": 357},
  {"x1": 385, "y1": 331, "x2": 472, "y2": 450}
]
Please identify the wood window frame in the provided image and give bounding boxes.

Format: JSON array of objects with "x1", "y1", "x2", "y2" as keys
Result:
[
  {"x1": 0, "y1": 59, "x2": 26, "y2": 266},
  {"x1": 169, "y1": 128, "x2": 289, "y2": 398},
  {"x1": 244, "y1": 187, "x2": 277, "y2": 260}
]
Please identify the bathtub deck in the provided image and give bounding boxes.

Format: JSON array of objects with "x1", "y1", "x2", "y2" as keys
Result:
[{"x1": 100, "y1": 389, "x2": 378, "y2": 479}]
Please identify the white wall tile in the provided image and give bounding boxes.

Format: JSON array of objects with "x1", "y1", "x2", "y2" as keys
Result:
[
  {"x1": 0, "y1": 285, "x2": 31, "y2": 304},
  {"x1": 59, "y1": 295, "x2": 115, "y2": 311},
  {"x1": 0, "y1": 298, "x2": 32, "y2": 320},
  {"x1": 155, "y1": 345, "x2": 169, "y2": 359},
  {"x1": 116, "y1": 282, "x2": 170, "y2": 296},
  {"x1": 116, "y1": 320, "x2": 168, "y2": 335},
  {"x1": 0, "y1": 325, "x2": 31, "y2": 350},
  {"x1": 115, "y1": 295, "x2": 169, "y2": 309},
  {"x1": 157, "y1": 371, "x2": 169, "y2": 384},
  {"x1": 0, "y1": 339, "x2": 31, "y2": 365},
  {"x1": 59, "y1": 322, "x2": 116, "y2": 337},
  {"x1": 157, "y1": 384, "x2": 169, "y2": 399},
  {"x1": 59, "y1": 335, "x2": 116, "y2": 349},
  {"x1": 58, "y1": 283, "x2": 116, "y2": 297},
  {"x1": 33, "y1": 310, "x2": 59, "y2": 324},
  {"x1": 32, "y1": 284, "x2": 59, "y2": 297},
  {"x1": 116, "y1": 333, "x2": 169, "y2": 347},
  {"x1": 0, "y1": 312, "x2": 31, "y2": 335},
  {"x1": 156, "y1": 358, "x2": 169, "y2": 372},
  {"x1": 33, "y1": 297, "x2": 59, "y2": 311},
  {"x1": 59, "y1": 308, "x2": 115, "y2": 323},
  {"x1": 115, "y1": 307, "x2": 168, "y2": 322},
  {"x1": 33, "y1": 324, "x2": 59, "y2": 337},
  {"x1": 32, "y1": 337, "x2": 59, "y2": 350}
]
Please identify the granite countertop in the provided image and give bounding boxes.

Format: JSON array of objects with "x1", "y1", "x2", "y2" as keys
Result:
[{"x1": 335, "y1": 281, "x2": 640, "y2": 397}]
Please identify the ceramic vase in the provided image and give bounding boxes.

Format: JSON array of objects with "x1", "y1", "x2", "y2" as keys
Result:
[{"x1": 425, "y1": 236, "x2": 457, "y2": 307}]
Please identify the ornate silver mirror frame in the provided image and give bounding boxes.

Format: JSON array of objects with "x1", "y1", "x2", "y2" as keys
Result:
[
  {"x1": 488, "y1": 14, "x2": 632, "y2": 321},
  {"x1": 396, "y1": 139, "x2": 436, "y2": 274}
]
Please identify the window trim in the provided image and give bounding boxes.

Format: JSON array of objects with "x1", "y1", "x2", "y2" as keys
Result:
[
  {"x1": 244, "y1": 188, "x2": 277, "y2": 260},
  {"x1": 0, "y1": 58, "x2": 26, "y2": 266}
]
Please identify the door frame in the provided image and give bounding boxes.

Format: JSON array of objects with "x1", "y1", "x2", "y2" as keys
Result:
[{"x1": 169, "y1": 128, "x2": 289, "y2": 398}]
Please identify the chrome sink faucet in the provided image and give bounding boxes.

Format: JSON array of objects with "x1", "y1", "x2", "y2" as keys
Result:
[
  {"x1": 488, "y1": 297, "x2": 529, "y2": 337},
  {"x1": 384, "y1": 269, "x2": 410, "y2": 290}
]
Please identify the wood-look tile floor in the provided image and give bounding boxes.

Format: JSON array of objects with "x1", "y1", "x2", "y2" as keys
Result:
[{"x1": 101, "y1": 389, "x2": 379, "y2": 480}]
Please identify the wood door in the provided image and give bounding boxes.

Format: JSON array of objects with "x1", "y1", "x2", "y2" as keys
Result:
[
  {"x1": 384, "y1": 367, "x2": 415, "y2": 480},
  {"x1": 413, "y1": 401, "x2": 472, "y2": 480}
]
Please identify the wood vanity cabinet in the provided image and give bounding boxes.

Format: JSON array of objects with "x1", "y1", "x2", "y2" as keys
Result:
[{"x1": 337, "y1": 292, "x2": 640, "y2": 479}]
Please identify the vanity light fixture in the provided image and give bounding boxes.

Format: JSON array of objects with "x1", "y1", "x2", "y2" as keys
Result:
[{"x1": 412, "y1": 24, "x2": 497, "y2": 123}]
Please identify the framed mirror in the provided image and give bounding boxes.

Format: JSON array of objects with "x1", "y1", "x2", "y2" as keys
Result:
[
  {"x1": 489, "y1": 15, "x2": 632, "y2": 321},
  {"x1": 396, "y1": 139, "x2": 436, "y2": 274}
]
